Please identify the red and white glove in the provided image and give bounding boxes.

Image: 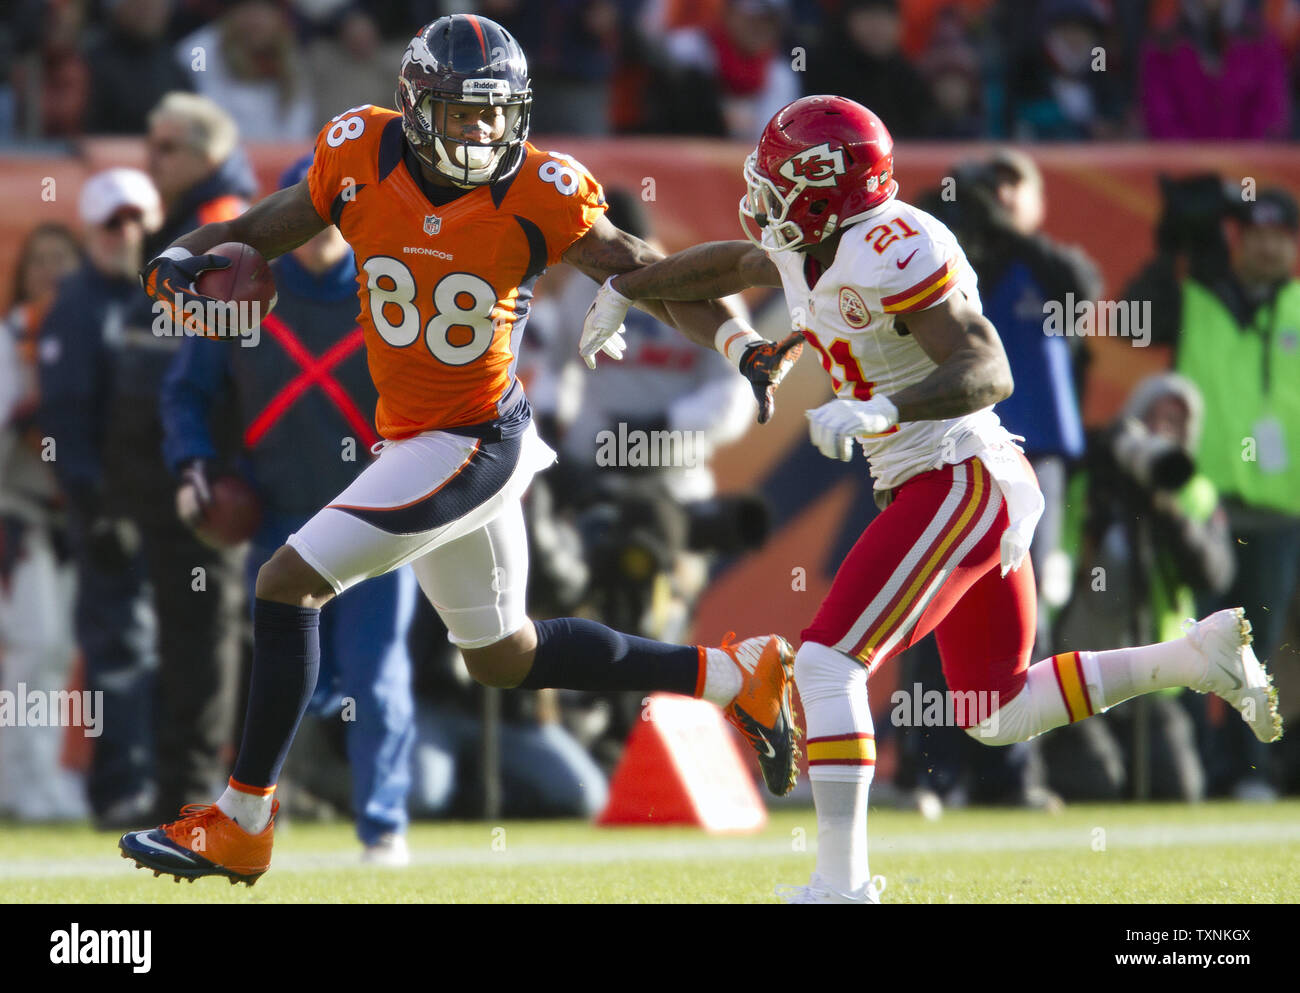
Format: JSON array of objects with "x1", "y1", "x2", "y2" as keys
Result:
[{"x1": 806, "y1": 396, "x2": 899, "y2": 462}]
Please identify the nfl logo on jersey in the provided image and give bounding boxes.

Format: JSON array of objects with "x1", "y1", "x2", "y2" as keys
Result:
[{"x1": 423, "y1": 214, "x2": 442, "y2": 236}]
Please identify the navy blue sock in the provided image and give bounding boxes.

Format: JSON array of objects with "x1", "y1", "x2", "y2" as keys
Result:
[
  {"x1": 519, "y1": 617, "x2": 700, "y2": 695},
  {"x1": 230, "y1": 598, "x2": 321, "y2": 789}
]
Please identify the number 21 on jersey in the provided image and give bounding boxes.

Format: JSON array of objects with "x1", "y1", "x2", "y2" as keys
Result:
[{"x1": 801, "y1": 328, "x2": 876, "y2": 399}]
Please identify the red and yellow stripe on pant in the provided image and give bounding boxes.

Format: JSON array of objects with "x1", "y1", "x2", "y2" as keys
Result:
[
  {"x1": 806, "y1": 732, "x2": 876, "y2": 769},
  {"x1": 1050, "y1": 651, "x2": 1097, "y2": 723}
]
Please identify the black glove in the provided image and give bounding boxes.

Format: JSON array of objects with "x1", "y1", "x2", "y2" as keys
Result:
[
  {"x1": 738, "y1": 332, "x2": 804, "y2": 424},
  {"x1": 87, "y1": 516, "x2": 141, "y2": 572},
  {"x1": 140, "y1": 252, "x2": 232, "y2": 333}
]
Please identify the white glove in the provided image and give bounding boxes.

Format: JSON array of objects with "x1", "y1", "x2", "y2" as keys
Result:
[
  {"x1": 579, "y1": 276, "x2": 632, "y2": 369},
  {"x1": 806, "y1": 396, "x2": 899, "y2": 462}
]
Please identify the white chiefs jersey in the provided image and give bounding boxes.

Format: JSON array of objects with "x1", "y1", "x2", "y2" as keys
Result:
[{"x1": 767, "y1": 196, "x2": 1012, "y2": 491}]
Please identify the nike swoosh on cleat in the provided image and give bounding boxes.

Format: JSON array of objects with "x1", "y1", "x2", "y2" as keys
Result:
[
  {"x1": 1216, "y1": 661, "x2": 1243, "y2": 691},
  {"x1": 132, "y1": 832, "x2": 198, "y2": 863}
]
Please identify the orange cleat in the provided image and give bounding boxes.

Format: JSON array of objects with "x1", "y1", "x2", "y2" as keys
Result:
[
  {"x1": 119, "y1": 801, "x2": 278, "y2": 886},
  {"x1": 717, "y1": 633, "x2": 800, "y2": 796}
]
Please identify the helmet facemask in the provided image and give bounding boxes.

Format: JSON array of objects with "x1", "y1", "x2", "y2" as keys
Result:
[
  {"x1": 738, "y1": 152, "x2": 838, "y2": 252},
  {"x1": 398, "y1": 76, "x2": 531, "y2": 188}
]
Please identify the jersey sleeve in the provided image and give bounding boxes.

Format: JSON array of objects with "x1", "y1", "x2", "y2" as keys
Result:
[
  {"x1": 519, "y1": 149, "x2": 608, "y2": 266},
  {"x1": 875, "y1": 230, "x2": 961, "y2": 316},
  {"x1": 307, "y1": 104, "x2": 386, "y2": 225}
]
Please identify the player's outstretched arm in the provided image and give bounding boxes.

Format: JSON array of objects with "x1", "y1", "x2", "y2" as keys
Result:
[
  {"x1": 612, "y1": 239, "x2": 783, "y2": 301},
  {"x1": 562, "y1": 215, "x2": 742, "y2": 349},
  {"x1": 889, "y1": 291, "x2": 1014, "y2": 421},
  {"x1": 567, "y1": 219, "x2": 800, "y2": 422},
  {"x1": 170, "y1": 180, "x2": 327, "y2": 261},
  {"x1": 141, "y1": 180, "x2": 329, "y2": 330}
]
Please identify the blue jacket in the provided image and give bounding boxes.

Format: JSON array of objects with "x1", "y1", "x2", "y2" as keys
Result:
[
  {"x1": 36, "y1": 263, "x2": 158, "y2": 513},
  {"x1": 161, "y1": 252, "x2": 380, "y2": 517}
]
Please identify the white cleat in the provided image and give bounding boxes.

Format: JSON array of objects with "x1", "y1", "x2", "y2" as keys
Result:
[
  {"x1": 1186, "y1": 608, "x2": 1283, "y2": 743},
  {"x1": 361, "y1": 833, "x2": 410, "y2": 868},
  {"x1": 776, "y1": 872, "x2": 886, "y2": 904}
]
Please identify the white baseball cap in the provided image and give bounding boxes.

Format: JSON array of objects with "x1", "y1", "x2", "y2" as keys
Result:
[{"x1": 78, "y1": 168, "x2": 163, "y2": 230}]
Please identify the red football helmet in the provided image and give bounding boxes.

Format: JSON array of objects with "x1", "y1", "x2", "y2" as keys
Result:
[{"x1": 740, "y1": 95, "x2": 898, "y2": 251}]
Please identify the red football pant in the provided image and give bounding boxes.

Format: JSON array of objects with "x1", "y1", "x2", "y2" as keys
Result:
[{"x1": 801, "y1": 455, "x2": 1037, "y2": 717}]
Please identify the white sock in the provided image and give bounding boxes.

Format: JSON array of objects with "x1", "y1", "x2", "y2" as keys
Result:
[
  {"x1": 1083, "y1": 638, "x2": 1207, "y2": 710},
  {"x1": 811, "y1": 777, "x2": 872, "y2": 895},
  {"x1": 969, "y1": 637, "x2": 1211, "y2": 746},
  {"x1": 216, "y1": 784, "x2": 273, "y2": 834},
  {"x1": 700, "y1": 647, "x2": 742, "y2": 706},
  {"x1": 794, "y1": 641, "x2": 874, "y2": 896}
]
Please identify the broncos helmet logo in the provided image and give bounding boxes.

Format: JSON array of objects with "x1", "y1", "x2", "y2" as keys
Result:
[{"x1": 402, "y1": 36, "x2": 439, "y2": 76}]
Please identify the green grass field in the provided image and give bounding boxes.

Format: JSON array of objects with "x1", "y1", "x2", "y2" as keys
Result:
[{"x1": 2, "y1": 800, "x2": 1297, "y2": 903}]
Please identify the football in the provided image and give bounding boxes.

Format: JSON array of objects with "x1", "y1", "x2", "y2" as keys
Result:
[
  {"x1": 194, "y1": 474, "x2": 263, "y2": 549},
  {"x1": 196, "y1": 242, "x2": 277, "y2": 331}
]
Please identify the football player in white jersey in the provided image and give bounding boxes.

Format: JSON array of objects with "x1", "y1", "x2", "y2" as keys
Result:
[{"x1": 581, "y1": 95, "x2": 1282, "y2": 903}]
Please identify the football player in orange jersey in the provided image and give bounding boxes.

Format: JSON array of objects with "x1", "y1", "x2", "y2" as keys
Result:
[{"x1": 123, "y1": 14, "x2": 805, "y2": 886}]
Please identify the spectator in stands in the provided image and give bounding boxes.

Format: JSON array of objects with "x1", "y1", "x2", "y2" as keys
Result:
[
  {"x1": 1045, "y1": 372, "x2": 1232, "y2": 802},
  {"x1": 146, "y1": 92, "x2": 255, "y2": 248},
  {"x1": 0, "y1": 222, "x2": 85, "y2": 822},
  {"x1": 917, "y1": 7, "x2": 986, "y2": 138},
  {"x1": 898, "y1": 150, "x2": 1101, "y2": 816},
  {"x1": 85, "y1": 0, "x2": 194, "y2": 135},
  {"x1": 1140, "y1": 0, "x2": 1291, "y2": 140},
  {"x1": 661, "y1": 0, "x2": 799, "y2": 141},
  {"x1": 304, "y1": 7, "x2": 405, "y2": 124},
  {"x1": 176, "y1": 0, "x2": 315, "y2": 140},
  {"x1": 8, "y1": 0, "x2": 90, "y2": 137},
  {"x1": 803, "y1": 0, "x2": 930, "y2": 138},
  {"x1": 138, "y1": 92, "x2": 256, "y2": 822},
  {"x1": 1008, "y1": 0, "x2": 1126, "y2": 140},
  {"x1": 160, "y1": 154, "x2": 418, "y2": 866},
  {"x1": 36, "y1": 169, "x2": 165, "y2": 828},
  {"x1": 1165, "y1": 189, "x2": 1300, "y2": 800},
  {"x1": 486, "y1": 0, "x2": 621, "y2": 136},
  {"x1": 924, "y1": 150, "x2": 1098, "y2": 647}
]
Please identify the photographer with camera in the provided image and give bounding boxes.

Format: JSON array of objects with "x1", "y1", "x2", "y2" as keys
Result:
[
  {"x1": 1044, "y1": 373, "x2": 1234, "y2": 801},
  {"x1": 1127, "y1": 185, "x2": 1300, "y2": 800},
  {"x1": 922, "y1": 150, "x2": 1099, "y2": 646},
  {"x1": 894, "y1": 151, "x2": 1099, "y2": 815}
]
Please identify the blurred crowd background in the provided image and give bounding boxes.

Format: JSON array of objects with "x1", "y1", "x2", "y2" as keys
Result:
[
  {"x1": 3, "y1": 0, "x2": 1300, "y2": 144},
  {"x1": 2, "y1": 0, "x2": 1300, "y2": 862}
]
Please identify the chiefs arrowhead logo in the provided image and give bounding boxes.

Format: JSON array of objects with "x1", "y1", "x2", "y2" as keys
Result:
[
  {"x1": 779, "y1": 143, "x2": 847, "y2": 187},
  {"x1": 839, "y1": 287, "x2": 871, "y2": 329}
]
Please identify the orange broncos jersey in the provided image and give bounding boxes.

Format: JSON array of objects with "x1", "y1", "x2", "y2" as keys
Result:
[{"x1": 307, "y1": 104, "x2": 606, "y2": 439}]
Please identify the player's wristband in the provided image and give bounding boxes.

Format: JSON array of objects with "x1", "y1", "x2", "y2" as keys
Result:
[{"x1": 715, "y1": 318, "x2": 763, "y2": 368}]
